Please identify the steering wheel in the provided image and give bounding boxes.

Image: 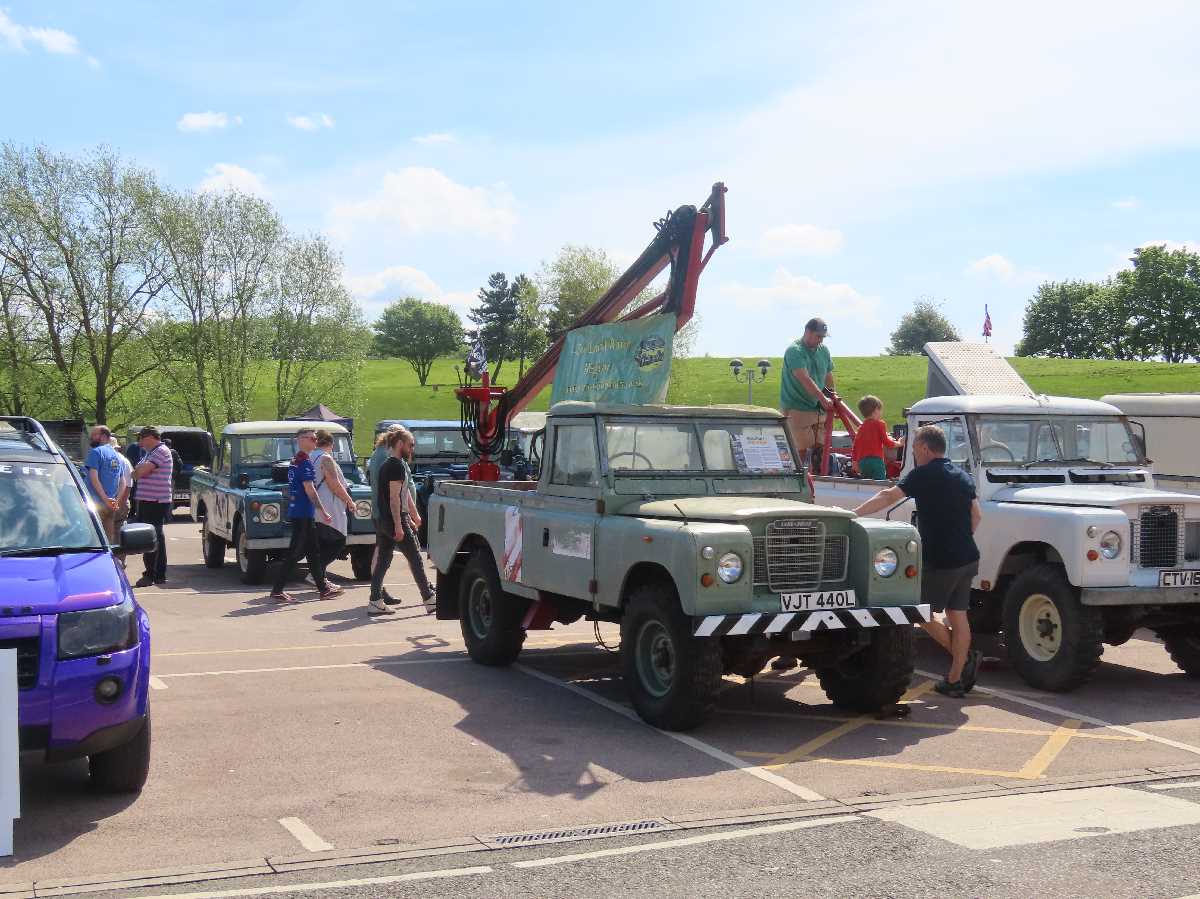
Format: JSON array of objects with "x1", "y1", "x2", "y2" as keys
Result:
[
  {"x1": 609, "y1": 450, "x2": 654, "y2": 471},
  {"x1": 979, "y1": 443, "x2": 1015, "y2": 462}
]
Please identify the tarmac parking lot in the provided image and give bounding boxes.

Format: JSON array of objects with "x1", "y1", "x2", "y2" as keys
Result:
[{"x1": 7, "y1": 518, "x2": 1200, "y2": 894}]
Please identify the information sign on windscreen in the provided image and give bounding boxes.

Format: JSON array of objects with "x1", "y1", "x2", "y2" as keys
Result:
[{"x1": 731, "y1": 433, "x2": 795, "y2": 474}]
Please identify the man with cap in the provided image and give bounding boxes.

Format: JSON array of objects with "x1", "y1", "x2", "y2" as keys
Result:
[
  {"x1": 780, "y1": 317, "x2": 836, "y2": 468},
  {"x1": 132, "y1": 426, "x2": 173, "y2": 586}
]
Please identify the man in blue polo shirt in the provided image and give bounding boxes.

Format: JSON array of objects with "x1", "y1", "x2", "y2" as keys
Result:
[
  {"x1": 270, "y1": 428, "x2": 336, "y2": 602},
  {"x1": 84, "y1": 425, "x2": 126, "y2": 543}
]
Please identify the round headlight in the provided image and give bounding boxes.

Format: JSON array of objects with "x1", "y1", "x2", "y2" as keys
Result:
[
  {"x1": 716, "y1": 552, "x2": 744, "y2": 583},
  {"x1": 354, "y1": 499, "x2": 373, "y2": 519},
  {"x1": 873, "y1": 547, "x2": 899, "y2": 577},
  {"x1": 259, "y1": 503, "x2": 280, "y2": 524},
  {"x1": 701, "y1": 546, "x2": 716, "y2": 560},
  {"x1": 1099, "y1": 531, "x2": 1122, "y2": 560}
]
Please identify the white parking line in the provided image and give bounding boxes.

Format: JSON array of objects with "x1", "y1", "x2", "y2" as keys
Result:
[
  {"x1": 138, "y1": 865, "x2": 493, "y2": 899},
  {"x1": 512, "y1": 815, "x2": 860, "y2": 868},
  {"x1": 514, "y1": 663, "x2": 826, "y2": 801},
  {"x1": 917, "y1": 669, "x2": 1200, "y2": 759},
  {"x1": 277, "y1": 817, "x2": 334, "y2": 852},
  {"x1": 148, "y1": 676, "x2": 168, "y2": 690},
  {"x1": 1149, "y1": 780, "x2": 1200, "y2": 791}
]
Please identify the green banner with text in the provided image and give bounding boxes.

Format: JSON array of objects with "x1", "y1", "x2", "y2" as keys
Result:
[{"x1": 550, "y1": 314, "x2": 676, "y2": 406}]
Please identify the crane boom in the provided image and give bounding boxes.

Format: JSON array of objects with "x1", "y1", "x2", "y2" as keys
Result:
[{"x1": 457, "y1": 182, "x2": 728, "y2": 480}]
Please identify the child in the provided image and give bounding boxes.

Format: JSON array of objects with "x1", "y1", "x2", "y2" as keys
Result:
[{"x1": 851, "y1": 395, "x2": 902, "y2": 480}]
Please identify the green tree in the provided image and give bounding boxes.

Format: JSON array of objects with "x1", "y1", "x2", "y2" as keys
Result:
[
  {"x1": 372, "y1": 297, "x2": 463, "y2": 385},
  {"x1": 270, "y1": 234, "x2": 369, "y2": 418},
  {"x1": 537, "y1": 244, "x2": 619, "y2": 341},
  {"x1": 1115, "y1": 244, "x2": 1200, "y2": 363},
  {"x1": 1015, "y1": 280, "x2": 1129, "y2": 359},
  {"x1": 469, "y1": 272, "x2": 518, "y2": 381},
  {"x1": 509, "y1": 274, "x2": 546, "y2": 380},
  {"x1": 886, "y1": 299, "x2": 961, "y2": 355}
]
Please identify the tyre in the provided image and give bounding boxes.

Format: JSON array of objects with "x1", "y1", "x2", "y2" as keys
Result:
[
  {"x1": 90, "y1": 713, "x2": 151, "y2": 794},
  {"x1": 1002, "y1": 564, "x2": 1103, "y2": 692},
  {"x1": 350, "y1": 545, "x2": 374, "y2": 580},
  {"x1": 201, "y1": 518, "x2": 226, "y2": 569},
  {"x1": 459, "y1": 550, "x2": 527, "y2": 666},
  {"x1": 235, "y1": 524, "x2": 268, "y2": 585},
  {"x1": 1160, "y1": 627, "x2": 1200, "y2": 678},
  {"x1": 816, "y1": 626, "x2": 914, "y2": 711},
  {"x1": 620, "y1": 584, "x2": 722, "y2": 731}
]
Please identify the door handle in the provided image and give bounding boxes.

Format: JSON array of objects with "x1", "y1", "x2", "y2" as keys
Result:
[{"x1": 542, "y1": 528, "x2": 550, "y2": 547}]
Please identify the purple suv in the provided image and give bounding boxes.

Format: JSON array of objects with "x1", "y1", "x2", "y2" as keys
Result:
[{"x1": 0, "y1": 417, "x2": 155, "y2": 793}]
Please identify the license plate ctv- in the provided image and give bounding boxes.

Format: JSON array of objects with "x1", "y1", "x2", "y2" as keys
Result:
[
  {"x1": 780, "y1": 590, "x2": 857, "y2": 611},
  {"x1": 1159, "y1": 569, "x2": 1200, "y2": 588}
]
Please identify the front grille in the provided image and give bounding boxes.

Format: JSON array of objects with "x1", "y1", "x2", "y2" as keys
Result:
[
  {"x1": 0, "y1": 636, "x2": 40, "y2": 689},
  {"x1": 1187, "y1": 521, "x2": 1200, "y2": 563},
  {"x1": 1133, "y1": 505, "x2": 1184, "y2": 568},
  {"x1": 752, "y1": 519, "x2": 845, "y2": 591}
]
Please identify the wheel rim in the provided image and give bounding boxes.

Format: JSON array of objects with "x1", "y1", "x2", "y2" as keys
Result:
[
  {"x1": 237, "y1": 531, "x2": 248, "y2": 573},
  {"x1": 1018, "y1": 593, "x2": 1062, "y2": 662},
  {"x1": 635, "y1": 620, "x2": 676, "y2": 699},
  {"x1": 467, "y1": 577, "x2": 493, "y2": 639}
]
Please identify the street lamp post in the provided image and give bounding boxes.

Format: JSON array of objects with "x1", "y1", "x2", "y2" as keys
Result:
[{"x1": 729, "y1": 358, "x2": 772, "y2": 404}]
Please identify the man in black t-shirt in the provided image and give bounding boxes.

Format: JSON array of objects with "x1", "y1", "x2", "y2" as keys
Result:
[
  {"x1": 853, "y1": 424, "x2": 983, "y2": 697},
  {"x1": 368, "y1": 427, "x2": 434, "y2": 616}
]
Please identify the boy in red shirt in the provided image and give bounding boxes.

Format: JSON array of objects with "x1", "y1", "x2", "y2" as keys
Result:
[{"x1": 852, "y1": 395, "x2": 902, "y2": 480}]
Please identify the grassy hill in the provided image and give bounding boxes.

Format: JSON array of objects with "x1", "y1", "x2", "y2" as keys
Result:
[{"x1": 255, "y1": 355, "x2": 1198, "y2": 456}]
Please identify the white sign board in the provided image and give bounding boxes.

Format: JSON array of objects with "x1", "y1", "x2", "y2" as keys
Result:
[{"x1": 0, "y1": 648, "x2": 17, "y2": 856}]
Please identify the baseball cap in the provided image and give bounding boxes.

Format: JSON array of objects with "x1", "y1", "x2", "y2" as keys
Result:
[
  {"x1": 805, "y1": 317, "x2": 828, "y2": 336},
  {"x1": 138, "y1": 426, "x2": 160, "y2": 439}
]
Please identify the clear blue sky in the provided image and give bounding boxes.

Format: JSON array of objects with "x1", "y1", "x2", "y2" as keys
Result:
[{"x1": 5, "y1": 1, "x2": 1200, "y2": 357}]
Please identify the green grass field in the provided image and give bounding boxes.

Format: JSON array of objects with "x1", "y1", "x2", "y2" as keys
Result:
[{"x1": 265, "y1": 354, "x2": 1197, "y2": 456}]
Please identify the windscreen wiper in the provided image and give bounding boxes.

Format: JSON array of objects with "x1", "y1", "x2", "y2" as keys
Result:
[
  {"x1": 1020, "y1": 458, "x2": 1062, "y2": 469},
  {"x1": 1062, "y1": 457, "x2": 1115, "y2": 469},
  {"x1": 0, "y1": 545, "x2": 104, "y2": 557}
]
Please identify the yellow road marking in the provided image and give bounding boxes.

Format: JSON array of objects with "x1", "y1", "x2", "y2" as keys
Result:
[
  {"x1": 723, "y1": 709, "x2": 1142, "y2": 742},
  {"x1": 757, "y1": 679, "x2": 935, "y2": 769},
  {"x1": 812, "y1": 756, "x2": 1036, "y2": 780},
  {"x1": 1016, "y1": 718, "x2": 1082, "y2": 779}
]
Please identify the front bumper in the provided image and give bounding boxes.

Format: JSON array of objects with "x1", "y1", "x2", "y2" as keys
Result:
[
  {"x1": 1081, "y1": 586, "x2": 1200, "y2": 606},
  {"x1": 245, "y1": 532, "x2": 376, "y2": 550},
  {"x1": 44, "y1": 713, "x2": 147, "y2": 762},
  {"x1": 694, "y1": 604, "x2": 931, "y2": 638}
]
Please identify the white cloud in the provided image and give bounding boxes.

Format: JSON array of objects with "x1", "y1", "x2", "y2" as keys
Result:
[
  {"x1": 758, "y1": 223, "x2": 845, "y2": 256},
  {"x1": 1111, "y1": 197, "x2": 1139, "y2": 210},
  {"x1": 1138, "y1": 239, "x2": 1200, "y2": 254},
  {"x1": 413, "y1": 132, "x2": 457, "y2": 145},
  {"x1": 0, "y1": 10, "x2": 82, "y2": 56},
  {"x1": 344, "y1": 266, "x2": 475, "y2": 319},
  {"x1": 287, "y1": 113, "x2": 335, "y2": 131},
  {"x1": 967, "y1": 254, "x2": 1016, "y2": 280},
  {"x1": 329, "y1": 167, "x2": 517, "y2": 241},
  {"x1": 719, "y1": 268, "x2": 881, "y2": 326},
  {"x1": 177, "y1": 111, "x2": 241, "y2": 133},
  {"x1": 197, "y1": 163, "x2": 268, "y2": 197}
]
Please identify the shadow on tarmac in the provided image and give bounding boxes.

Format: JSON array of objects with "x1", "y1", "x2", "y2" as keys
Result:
[{"x1": 4, "y1": 758, "x2": 138, "y2": 873}]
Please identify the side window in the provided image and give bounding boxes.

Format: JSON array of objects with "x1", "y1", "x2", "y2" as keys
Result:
[
  {"x1": 550, "y1": 424, "x2": 599, "y2": 488},
  {"x1": 918, "y1": 419, "x2": 971, "y2": 467},
  {"x1": 219, "y1": 440, "x2": 233, "y2": 476}
]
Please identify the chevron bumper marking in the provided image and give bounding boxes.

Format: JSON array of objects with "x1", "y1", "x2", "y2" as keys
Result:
[{"x1": 693, "y1": 604, "x2": 932, "y2": 638}]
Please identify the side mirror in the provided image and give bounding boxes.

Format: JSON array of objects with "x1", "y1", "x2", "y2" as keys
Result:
[
  {"x1": 237, "y1": 472, "x2": 250, "y2": 489},
  {"x1": 119, "y1": 522, "x2": 157, "y2": 555}
]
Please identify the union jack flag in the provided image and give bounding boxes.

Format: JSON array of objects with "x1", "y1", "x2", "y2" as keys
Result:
[{"x1": 982, "y1": 304, "x2": 993, "y2": 338}]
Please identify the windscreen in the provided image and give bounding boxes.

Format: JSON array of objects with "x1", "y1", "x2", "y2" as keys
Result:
[
  {"x1": 411, "y1": 429, "x2": 470, "y2": 458},
  {"x1": 602, "y1": 419, "x2": 797, "y2": 474},
  {"x1": 976, "y1": 417, "x2": 1142, "y2": 466},
  {"x1": 238, "y1": 434, "x2": 355, "y2": 464},
  {"x1": 0, "y1": 463, "x2": 101, "y2": 552}
]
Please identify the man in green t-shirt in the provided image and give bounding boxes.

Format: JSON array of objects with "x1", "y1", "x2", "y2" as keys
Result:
[{"x1": 780, "y1": 317, "x2": 836, "y2": 466}]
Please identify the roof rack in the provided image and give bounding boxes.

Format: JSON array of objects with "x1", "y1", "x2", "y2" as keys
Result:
[
  {"x1": 923, "y1": 341, "x2": 1034, "y2": 398},
  {"x1": 0, "y1": 415, "x2": 67, "y2": 460}
]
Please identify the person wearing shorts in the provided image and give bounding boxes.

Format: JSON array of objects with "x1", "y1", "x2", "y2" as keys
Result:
[{"x1": 852, "y1": 424, "x2": 983, "y2": 697}]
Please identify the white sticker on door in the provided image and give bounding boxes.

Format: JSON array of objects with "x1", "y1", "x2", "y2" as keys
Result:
[{"x1": 501, "y1": 506, "x2": 523, "y2": 582}]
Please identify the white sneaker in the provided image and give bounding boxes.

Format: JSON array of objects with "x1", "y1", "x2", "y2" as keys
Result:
[{"x1": 367, "y1": 599, "x2": 395, "y2": 616}]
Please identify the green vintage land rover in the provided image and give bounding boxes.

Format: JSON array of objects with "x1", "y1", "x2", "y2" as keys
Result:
[{"x1": 428, "y1": 402, "x2": 930, "y2": 731}]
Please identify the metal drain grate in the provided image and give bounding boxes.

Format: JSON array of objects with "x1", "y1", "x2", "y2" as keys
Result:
[{"x1": 490, "y1": 819, "x2": 666, "y2": 846}]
